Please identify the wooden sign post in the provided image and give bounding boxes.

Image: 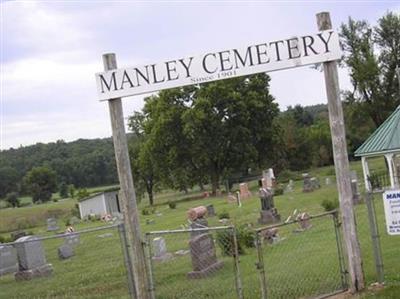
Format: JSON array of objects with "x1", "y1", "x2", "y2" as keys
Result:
[
  {"x1": 103, "y1": 54, "x2": 150, "y2": 299},
  {"x1": 317, "y1": 12, "x2": 364, "y2": 292}
]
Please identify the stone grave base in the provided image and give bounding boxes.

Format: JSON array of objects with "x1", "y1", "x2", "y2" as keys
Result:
[
  {"x1": 15, "y1": 264, "x2": 53, "y2": 281},
  {"x1": 187, "y1": 261, "x2": 224, "y2": 279},
  {"x1": 0, "y1": 264, "x2": 18, "y2": 276},
  {"x1": 258, "y1": 210, "x2": 280, "y2": 225}
]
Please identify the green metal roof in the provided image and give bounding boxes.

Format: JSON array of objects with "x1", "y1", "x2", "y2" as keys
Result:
[{"x1": 354, "y1": 105, "x2": 400, "y2": 157}]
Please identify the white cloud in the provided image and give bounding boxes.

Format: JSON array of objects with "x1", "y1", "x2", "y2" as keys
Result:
[{"x1": 1, "y1": 1, "x2": 399, "y2": 149}]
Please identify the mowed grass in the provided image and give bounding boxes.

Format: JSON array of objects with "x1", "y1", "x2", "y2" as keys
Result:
[{"x1": 0, "y1": 157, "x2": 399, "y2": 298}]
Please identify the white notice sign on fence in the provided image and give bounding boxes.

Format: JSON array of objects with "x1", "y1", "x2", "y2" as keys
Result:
[
  {"x1": 382, "y1": 189, "x2": 400, "y2": 235},
  {"x1": 95, "y1": 29, "x2": 342, "y2": 101}
]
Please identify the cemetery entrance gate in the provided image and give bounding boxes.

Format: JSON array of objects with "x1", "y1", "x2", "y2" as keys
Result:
[{"x1": 96, "y1": 11, "x2": 364, "y2": 298}]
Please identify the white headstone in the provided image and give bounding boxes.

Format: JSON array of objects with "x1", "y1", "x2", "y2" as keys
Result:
[{"x1": 153, "y1": 237, "x2": 167, "y2": 257}]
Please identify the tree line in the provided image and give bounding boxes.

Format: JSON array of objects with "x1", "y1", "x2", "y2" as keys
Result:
[{"x1": 0, "y1": 11, "x2": 398, "y2": 206}]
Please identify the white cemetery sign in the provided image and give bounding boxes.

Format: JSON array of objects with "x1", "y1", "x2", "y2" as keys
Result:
[
  {"x1": 96, "y1": 30, "x2": 341, "y2": 100},
  {"x1": 382, "y1": 190, "x2": 400, "y2": 235}
]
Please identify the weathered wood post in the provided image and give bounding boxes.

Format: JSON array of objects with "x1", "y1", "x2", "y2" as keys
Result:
[
  {"x1": 316, "y1": 12, "x2": 365, "y2": 292},
  {"x1": 103, "y1": 53, "x2": 150, "y2": 299}
]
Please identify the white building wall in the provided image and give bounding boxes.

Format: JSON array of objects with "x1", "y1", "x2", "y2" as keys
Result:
[
  {"x1": 104, "y1": 191, "x2": 120, "y2": 214},
  {"x1": 79, "y1": 194, "x2": 106, "y2": 218}
]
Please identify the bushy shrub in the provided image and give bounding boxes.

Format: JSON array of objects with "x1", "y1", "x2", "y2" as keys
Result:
[
  {"x1": 168, "y1": 201, "x2": 177, "y2": 209},
  {"x1": 71, "y1": 203, "x2": 80, "y2": 218},
  {"x1": 216, "y1": 230, "x2": 244, "y2": 256},
  {"x1": 142, "y1": 208, "x2": 150, "y2": 215},
  {"x1": 277, "y1": 169, "x2": 302, "y2": 183},
  {"x1": 216, "y1": 225, "x2": 255, "y2": 256},
  {"x1": 5, "y1": 192, "x2": 20, "y2": 208},
  {"x1": 77, "y1": 188, "x2": 90, "y2": 200},
  {"x1": 218, "y1": 210, "x2": 230, "y2": 219},
  {"x1": 321, "y1": 198, "x2": 339, "y2": 211},
  {"x1": 237, "y1": 225, "x2": 256, "y2": 248}
]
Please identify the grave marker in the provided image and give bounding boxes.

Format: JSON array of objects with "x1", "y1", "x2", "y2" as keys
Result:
[
  {"x1": 58, "y1": 244, "x2": 74, "y2": 260},
  {"x1": 0, "y1": 245, "x2": 18, "y2": 276},
  {"x1": 14, "y1": 236, "x2": 53, "y2": 281},
  {"x1": 239, "y1": 183, "x2": 251, "y2": 199},
  {"x1": 187, "y1": 234, "x2": 223, "y2": 279},
  {"x1": 47, "y1": 218, "x2": 59, "y2": 232}
]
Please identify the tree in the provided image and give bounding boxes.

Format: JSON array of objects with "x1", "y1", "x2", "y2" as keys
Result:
[
  {"x1": 59, "y1": 181, "x2": 69, "y2": 198},
  {"x1": 5, "y1": 192, "x2": 19, "y2": 208},
  {"x1": 340, "y1": 12, "x2": 400, "y2": 127},
  {"x1": 0, "y1": 167, "x2": 19, "y2": 198},
  {"x1": 23, "y1": 166, "x2": 57, "y2": 203},
  {"x1": 129, "y1": 74, "x2": 280, "y2": 195}
]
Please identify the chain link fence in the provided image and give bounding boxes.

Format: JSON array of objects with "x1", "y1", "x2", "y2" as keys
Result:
[
  {"x1": 0, "y1": 224, "x2": 131, "y2": 299},
  {"x1": 144, "y1": 226, "x2": 243, "y2": 299},
  {"x1": 254, "y1": 211, "x2": 348, "y2": 299},
  {"x1": 355, "y1": 191, "x2": 400, "y2": 286}
]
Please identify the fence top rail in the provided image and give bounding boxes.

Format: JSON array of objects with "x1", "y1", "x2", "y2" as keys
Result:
[
  {"x1": 2, "y1": 223, "x2": 121, "y2": 246},
  {"x1": 255, "y1": 210, "x2": 338, "y2": 232},
  {"x1": 145, "y1": 225, "x2": 233, "y2": 235}
]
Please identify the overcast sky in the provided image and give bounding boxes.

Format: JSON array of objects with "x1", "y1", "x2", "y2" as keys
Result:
[{"x1": 1, "y1": 1, "x2": 399, "y2": 150}]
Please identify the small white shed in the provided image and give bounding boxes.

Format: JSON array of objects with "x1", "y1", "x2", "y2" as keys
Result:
[{"x1": 78, "y1": 190, "x2": 121, "y2": 219}]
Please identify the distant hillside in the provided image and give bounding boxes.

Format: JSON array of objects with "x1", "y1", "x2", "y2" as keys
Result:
[{"x1": 0, "y1": 137, "x2": 125, "y2": 197}]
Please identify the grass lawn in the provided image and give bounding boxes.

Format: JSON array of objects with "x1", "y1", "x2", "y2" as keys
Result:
[{"x1": 0, "y1": 157, "x2": 399, "y2": 298}]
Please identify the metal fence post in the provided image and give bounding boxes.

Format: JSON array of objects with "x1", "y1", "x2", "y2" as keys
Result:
[
  {"x1": 332, "y1": 211, "x2": 349, "y2": 290},
  {"x1": 231, "y1": 227, "x2": 244, "y2": 299},
  {"x1": 255, "y1": 231, "x2": 267, "y2": 299},
  {"x1": 144, "y1": 233, "x2": 156, "y2": 299},
  {"x1": 118, "y1": 223, "x2": 136, "y2": 299},
  {"x1": 365, "y1": 192, "x2": 384, "y2": 283}
]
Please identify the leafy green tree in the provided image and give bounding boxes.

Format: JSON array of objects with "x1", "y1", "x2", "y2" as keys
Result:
[
  {"x1": 0, "y1": 167, "x2": 19, "y2": 198},
  {"x1": 59, "y1": 181, "x2": 69, "y2": 198},
  {"x1": 5, "y1": 192, "x2": 20, "y2": 208},
  {"x1": 129, "y1": 74, "x2": 280, "y2": 195},
  {"x1": 68, "y1": 184, "x2": 76, "y2": 198},
  {"x1": 340, "y1": 12, "x2": 400, "y2": 127},
  {"x1": 23, "y1": 166, "x2": 57, "y2": 203}
]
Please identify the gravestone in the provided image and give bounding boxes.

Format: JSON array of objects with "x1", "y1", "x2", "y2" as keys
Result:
[
  {"x1": 14, "y1": 236, "x2": 53, "y2": 281},
  {"x1": 263, "y1": 168, "x2": 275, "y2": 188},
  {"x1": 0, "y1": 245, "x2": 18, "y2": 276},
  {"x1": 260, "y1": 228, "x2": 280, "y2": 244},
  {"x1": 258, "y1": 184, "x2": 280, "y2": 224},
  {"x1": 239, "y1": 183, "x2": 251, "y2": 199},
  {"x1": 152, "y1": 237, "x2": 172, "y2": 262},
  {"x1": 284, "y1": 180, "x2": 294, "y2": 193},
  {"x1": 310, "y1": 177, "x2": 320, "y2": 189},
  {"x1": 302, "y1": 173, "x2": 314, "y2": 192},
  {"x1": 190, "y1": 218, "x2": 209, "y2": 238},
  {"x1": 296, "y1": 213, "x2": 312, "y2": 231},
  {"x1": 226, "y1": 193, "x2": 237, "y2": 203},
  {"x1": 351, "y1": 179, "x2": 361, "y2": 204},
  {"x1": 187, "y1": 233, "x2": 223, "y2": 279},
  {"x1": 258, "y1": 209, "x2": 280, "y2": 224},
  {"x1": 47, "y1": 218, "x2": 59, "y2": 232},
  {"x1": 153, "y1": 237, "x2": 167, "y2": 257},
  {"x1": 64, "y1": 233, "x2": 80, "y2": 247},
  {"x1": 261, "y1": 178, "x2": 269, "y2": 189},
  {"x1": 58, "y1": 244, "x2": 74, "y2": 260},
  {"x1": 206, "y1": 204, "x2": 216, "y2": 217}
]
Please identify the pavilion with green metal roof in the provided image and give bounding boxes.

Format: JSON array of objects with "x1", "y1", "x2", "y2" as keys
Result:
[{"x1": 354, "y1": 105, "x2": 400, "y2": 191}]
